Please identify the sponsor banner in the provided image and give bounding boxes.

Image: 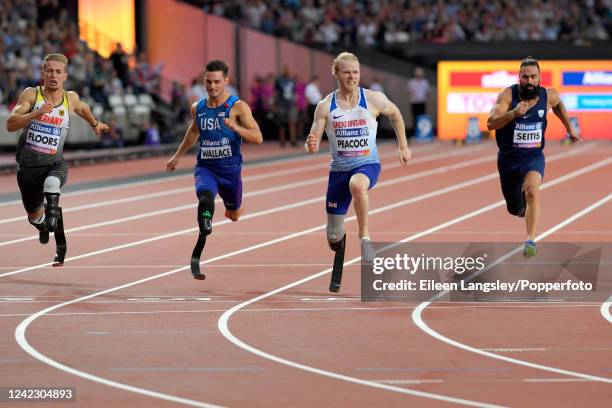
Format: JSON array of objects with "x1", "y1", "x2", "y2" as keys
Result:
[
  {"x1": 451, "y1": 71, "x2": 552, "y2": 88},
  {"x1": 562, "y1": 71, "x2": 612, "y2": 86},
  {"x1": 415, "y1": 115, "x2": 433, "y2": 142},
  {"x1": 561, "y1": 94, "x2": 612, "y2": 110},
  {"x1": 438, "y1": 60, "x2": 612, "y2": 140}
]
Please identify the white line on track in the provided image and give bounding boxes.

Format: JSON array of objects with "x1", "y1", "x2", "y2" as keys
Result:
[
  {"x1": 0, "y1": 145, "x2": 506, "y2": 269},
  {"x1": 601, "y1": 295, "x2": 612, "y2": 324},
  {"x1": 216, "y1": 156, "x2": 612, "y2": 406},
  {"x1": 0, "y1": 303, "x2": 605, "y2": 319},
  {"x1": 12, "y1": 146, "x2": 604, "y2": 407},
  {"x1": 0, "y1": 145, "x2": 488, "y2": 246},
  {"x1": 412, "y1": 193, "x2": 612, "y2": 384},
  {"x1": 0, "y1": 143, "x2": 440, "y2": 208}
]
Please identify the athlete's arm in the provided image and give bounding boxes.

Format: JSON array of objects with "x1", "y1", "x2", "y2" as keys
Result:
[
  {"x1": 6, "y1": 87, "x2": 49, "y2": 132},
  {"x1": 367, "y1": 90, "x2": 411, "y2": 165},
  {"x1": 487, "y1": 87, "x2": 526, "y2": 130},
  {"x1": 305, "y1": 97, "x2": 329, "y2": 153},
  {"x1": 549, "y1": 88, "x2": 582, "y2": 142},
  {"x1": 69, "y1": 91, "x2": 109, "y2": 135},
  {"x1": 225, "y1": 100, "x2": 263, "y2": 144},
  {"x1": 167, "y1": 103, "x2": 199, "y2": 172}
]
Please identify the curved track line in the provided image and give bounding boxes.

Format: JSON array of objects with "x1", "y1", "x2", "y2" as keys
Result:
[
  {"x1": 13, "y1": 147, "x2": 602, "y2": 406},
  {"x1": 217, "y1": 155, "x2": 610, "y2": 406},
  {"x1": 413, "y1": 193, "x2": 612, "y2": 384},
  {"x1": 600, "y1": 296, "x2": 612, "y2": 324}
]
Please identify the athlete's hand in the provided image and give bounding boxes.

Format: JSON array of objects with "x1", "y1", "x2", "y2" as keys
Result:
[
  {"x1": 166, "y1": 157, "x2": 179, "y2": 172},
  {"x1": 568, "y1": 124, "x2": 583, "y2": 142},
  {"x1": 223, "y1": 118, "x2": 239, "y2": 132},
  {"x1": 305, "y1": 133, "x2": 319, "y2": 153},
  {"x1": 397, "y1": 145, "x2": 411, "y2": 166},
  {"x1": 514, "y1": 101, "x2": 529, "y2": 118},
  {"x1": 36, "y1": 102, "x2": 53, "y2": 117},
  {"x1": 92, "y1": 120, "x2": 110, "y2": 136}
]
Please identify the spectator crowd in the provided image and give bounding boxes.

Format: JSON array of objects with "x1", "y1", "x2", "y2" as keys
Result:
[{"x1": 186, "y1": 0, "x2": 610, "y2": 49}]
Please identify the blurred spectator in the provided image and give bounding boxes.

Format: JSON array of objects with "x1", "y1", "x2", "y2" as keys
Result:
[
  {"x1": 227, "y1": 79, "x2": 239, "y2": 98},
  {"x1": 110, "y1": 42, "x2": 130, "y2": 89},
  {"x1": 407, "y1": 67, "x2": 429, "y2": 135},
  {"x1": 171, "y1": 80, "x2": 189, "y2": 123},
  {"x1": 304, "y1": 75, "x2": 322, "y2": 131},
  {"x1": 369, "y1": 77, "x2": 384, "y2": 93},
  {"x1": 275, "y1": 65, "x2": 297, "y2": 147},
  {"x1": 37, "y1": 0, "x2": 61, "y2": 27},
  {"x1": 243, "y1": 0, "x2": 267, "y2": 29},
  {"x1": 293, "y1": 74, "x2": 307, "y2": 139},
  {"x1": 317, "y1": 15, "x2": 339, "y2": 50},
  {"x1": 190, "y1": 0, "x2": 611, "y2": 47},
  {"x1": 141, "y1": 120, "x2": 161, "y2": 146},
  {"x1": 188, "y1": 73, "x2": 207, "y2": 106}
]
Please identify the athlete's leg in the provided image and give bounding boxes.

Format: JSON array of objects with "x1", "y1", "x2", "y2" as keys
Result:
[
  {"x1": 191, "y1": 189, "x2": 215, "y2": 280},
  {"x1": 191, "y1": 166, "x2": 219, "y2": 280},
  {"x1": 326, "y1": 171, "x2": 352, "y2": 292},
  {"x1": 17, "y1": 166, "x2": 48, "y2": 244},
  {"x1": 349, "y1": 173, "x2": 370, "y2": 239},
  {"x1": 497, "y1": 157, "x2": 525, "y2": 217},
  {"x1": 523, "y1": 170, "x2": 542, "y2": 241},
  {"x1": 350, "y1": 163, "x2": 381, "y2": 242},
  {"x1": 327, "y1": 214, "x2": 346, "y2": 293},
  {"x1": 45, "y1": 162, "x2": 69, "y2": 265},
  {"x1": 43, "y1": 176, "x2": 62, "y2": 232},
  {"x1": 218, "y1": 170, "x2": 243, "y2": 222}
]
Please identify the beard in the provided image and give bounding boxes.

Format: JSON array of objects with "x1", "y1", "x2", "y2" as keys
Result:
[{"x1": 519, "y1": 83, "x2": 538, "y2": 100}]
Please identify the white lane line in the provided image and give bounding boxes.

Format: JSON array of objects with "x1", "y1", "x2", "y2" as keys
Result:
[
  {"x1": 217, "y1": 155, "x2": 611, "y2": 406},
  {"x1": 0, "y1": 145, "x2": 341, "y2": 208},
  {"x1": 0, "y1": 143, "x2": 441, "y2": 208},
  {"x1": 0, "y1": 145, "x2": 489, "y2": 246},
  {"x1": 523, "y1": 378, "x2": 596, "y2": 383},
  {"x1": 12, "y1": 148, "x2": 600, "y2": 407},
  {"x1": 0, "y1": 304, "x2": 604, "y2": 318},
  {"x1": 0, "y1": 146, "x2": 503, "y2": 273},
  {"x1": 375, "y1": 379, "x2": 446, "y2": 385},
  {"x1": 601, "y1": 295, "x2": 612, "y2": 324},
  {"x1": 481, "y1": 348, "x2": 547, "y2": 352},
  {"x1": 0, "y1": 263, "x2": 334, "y2": 269},
  {"x1": 108, "y1": 367, "x2": 264, "y2": 372},
  {"x1": 10, "y1": 152, "x2": 538, "y2": 407},
  {"x1": 413, "y1": 193, "x2": 612, "y2": 384}
]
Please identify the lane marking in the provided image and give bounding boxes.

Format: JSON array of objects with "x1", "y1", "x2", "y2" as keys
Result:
[
  {"x1": 217, "y1": 156, "x2": 611, "y2": 406},
  {"x1": 413, "y1": 193, "x2": 612, "y2": 384},
  {"x1": 0, "y1": 146, "x2": 490, "y2": 247},
  {"x1": 13, "y1": 148, "x2": 603, "y2": 407},
  {"x1": 0, "y1": 143, "x2": 441, "y2": 208}
]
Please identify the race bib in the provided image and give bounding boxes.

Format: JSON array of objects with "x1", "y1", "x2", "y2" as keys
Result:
[
  {"x1": 200, "y1": 139, "x2": 233, "y2": 159},
  {"x1": 513, "y1": 122, "x2": 543, "y2": 148},
  {"x1": 336, "y1": 128, "x2": 370, "y2": 157},
  {"x1": 25, "y1": 123, "x2": 61, "y2": 154}
]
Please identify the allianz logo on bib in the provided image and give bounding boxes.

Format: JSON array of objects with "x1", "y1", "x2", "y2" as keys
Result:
[
  {"x1": 515, "y1": 122, "x2": 542, "y2": 131},
  {"x1": 29, "y1": 122, "x2": 60, "y2": 135},
  {"x1": 336, "y1": 128, "x2": 369, "y2": 137}
]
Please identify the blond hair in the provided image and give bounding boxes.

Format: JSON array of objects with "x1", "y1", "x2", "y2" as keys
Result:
[
  {"x1": 42, "y1": 53, "x2": 68, "y2": 70},
  {"x1": 331, "y1": 52, "x2": 359, "y2": 75}
]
